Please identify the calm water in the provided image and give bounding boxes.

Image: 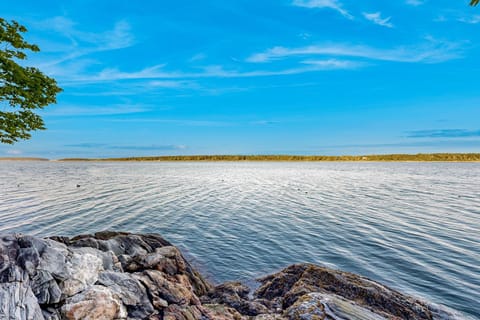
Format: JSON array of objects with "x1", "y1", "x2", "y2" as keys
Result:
[{"x1": 0, "y1": 161, "x2": 479, "y2": 318}]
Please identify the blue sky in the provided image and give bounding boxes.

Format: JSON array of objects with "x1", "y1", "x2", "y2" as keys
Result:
[{"x1": 1, "y1": 0, "x2": 479, "y2": 158}]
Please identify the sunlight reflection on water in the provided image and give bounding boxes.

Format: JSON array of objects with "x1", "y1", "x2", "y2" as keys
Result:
[{"x1": 0, "y1": 161, "x2": 479, "y2": 318}]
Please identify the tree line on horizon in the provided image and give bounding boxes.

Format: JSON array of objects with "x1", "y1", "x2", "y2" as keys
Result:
[{"x1": 58, "y1": 153, "x2": 480, "y2": 162}]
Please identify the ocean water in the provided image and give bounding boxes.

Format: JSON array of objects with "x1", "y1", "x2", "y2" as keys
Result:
[{"x1": 0, "y1": 161, "x2": 478, "y2": 318}]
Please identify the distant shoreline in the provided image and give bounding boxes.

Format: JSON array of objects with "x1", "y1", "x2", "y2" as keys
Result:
[
  {"x1": 2, "y1": 153, "x2": 479, "y2": 162},
  {"x1": 56, "y1": 153, "x2": 480, "y2": 162},
  {"x1": 0, "y1": 157, "x2": 49, "y2": 161}
]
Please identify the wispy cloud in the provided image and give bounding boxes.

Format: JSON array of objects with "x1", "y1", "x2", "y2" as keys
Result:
[
  {"x1": 64, "y1": 143, "x2": 107, "y2": 148},
  {"x1": 58, "y1": 59, "x2": 358, "y2": 84},
  {"x1": 189, "y1": 53, "x2": 207, "y2": 62},
  {"x1": 109, "y1": 145, "x2": 187, "y2": 151},
  {"x1": 63, "y1": 143, "x2": 186, "y2": 151},
  {"x1": 109, "y1": 118, "x2": 234, "y2": 127},
  {"x1": 434, "y1": 15, "x2": 447, "y2": 23},
  {"x1": 249, "y1": 120, "x2": 280, "y2": 126},
  {"x1": 457, "y1": 15, "x2": 480, "y2": 24},
  {"x1": 195, "y1": 61, "x2": 359, "y2": 77},
  {"x1": 363, "y1": 12, "x2": 394, "y2": 28},
  {"x1": 6, "y1": 149, "x2": 22, "y2": 155},
  {"x1": 292, "y1": 0, "x2": 353, "y2": 19},
  {"x1": 247, "y1": 38, "x2": 462, "y2": 64},
  {"x1": 32, "y1": 16, "x2": 358, "y2": 87},
  {"x1": 32, "y1": 17, "x2": 135, "y2": 76},
  {"x1": 434, "y1": 13, "x2": 480, "y2": 24},
  {"x1": 40, "y1": 104, "x2": 150, "y2": 116},
  {"x1": 405, "y1": 0, "x2": 426, "y2": 6},
  {"x1": 39, "y1": 17, "x2": 135, "y2": 53},
  {"x1": 406, "y1": 129, "x2": 480, "y2": 138}
]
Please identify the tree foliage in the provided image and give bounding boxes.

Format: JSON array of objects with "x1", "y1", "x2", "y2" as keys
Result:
[{"x1": 0, "y1": 18, "x2": 62, "y2": 144}]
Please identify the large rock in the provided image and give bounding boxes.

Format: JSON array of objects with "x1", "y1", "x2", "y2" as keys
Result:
[
  {"x1": 0, "y1": 282, "x2": 44, "y2": 320},
  {"x1": 97, "y1": 271, "x2": 154, "y2": 318},
  {"x1": 61, "y1": 285, "x2": 127, "y2": 320},
  {"x1": 252, "y1": 263, "x2": 462, "y2": 320},
  {"x1": 285, "y1": 292, "x2": 389, "y2": 320},
  {"x1": 0, "y1": 232, "x2": 464, "y2": 320}
]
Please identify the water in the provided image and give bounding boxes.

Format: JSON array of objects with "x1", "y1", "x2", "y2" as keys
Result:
[{"x1": 0, "y1": 161, "x2": 479, "y2": 318}]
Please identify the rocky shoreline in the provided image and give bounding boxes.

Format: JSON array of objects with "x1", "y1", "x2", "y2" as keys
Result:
[{"x1": 0, "y1": 231, "x2": 462, "y2": 319}]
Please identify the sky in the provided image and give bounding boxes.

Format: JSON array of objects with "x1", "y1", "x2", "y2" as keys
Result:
[{"x1": 1, "y1": 0, "x2": 479, "y2": 158}]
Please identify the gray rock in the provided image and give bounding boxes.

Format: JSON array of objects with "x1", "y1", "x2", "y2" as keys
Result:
[
  {"x1": 30, "y1": 270, "x2": 62, "y2": 304},
  {"x1": 0, "y1": 232, "x2": 466, "y2": 320},
  {"x1": 254, "y1": 263, "x2": 451, "y2": 319},
  {"x1": 97, "y1": 271, "x2": 154, "y2": 318},
  {"x1": 60, "y1": 248, "x2": 104, "y2": 297},
  {"x1": 285, "y1": 292, "x2": 388, "y2": 320},
  {"x1": 36, "y1": 240, "x2": 69, "y2": 281},
  {"x1": 0, "y1": 282, "x2": 44, "y2": 320},
  {"x1": 41, "y1": 307, "x2": 62, "y2": 320}
]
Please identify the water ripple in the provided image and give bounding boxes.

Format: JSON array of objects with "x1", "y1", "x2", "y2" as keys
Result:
[{"x1": 0, "y1": 161, "x2": 479, "y2": 318}]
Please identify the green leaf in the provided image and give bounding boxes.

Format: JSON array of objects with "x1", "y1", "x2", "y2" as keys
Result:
[{"x1": 0, "y1": 18, "x2": 62, "y2": 144}]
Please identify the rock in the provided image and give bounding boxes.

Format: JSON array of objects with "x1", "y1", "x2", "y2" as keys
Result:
[
  {"x1": 255, "y1": 263, "x2": 440, "y2": 319},
  {"x1": 0, "y1": 282, "x2": 44, "y2": 320},
  {"x1": 61, "y1": 285, "x2": 127, "y2": 320},
  {"x1": 202, "y1": 304, "x2": 246, "y2": 320},
  {"x1": 0, "y1": 235, "x2": 44, "y2": 320},
  {"x1": 36, "y1": 239, "x2": 70, "y2": 281},
  {"x1": 203, "y1": 281, "x2": 269, "y2": 316},
  {"x1": 163, "y1": 304, "x2": 203, "y2": 320},
  {"x1": 0, "y1": 232, "x2": 465, "y2": 320},
  {"x1": 41, "y1": 307, "x2": 62, "y2": 320},
  {"x1": 97, "y1": 271, "x2": 154, "y2": 318},
  {"x1": 30, "y1": 270, "x2": 62, "y2": 304},
  {"x1": 133, "y1": 269, "x2": 195, "y2": 306},
  {"x1": 137, "y1": 246, "x2": 187, "y2": 275},
  {"x1": 61, "y1": 248, "x2": 104, "y2": 297},
  {"x1": 285, "y1": 292, "x2": 388, "y2": 320}
]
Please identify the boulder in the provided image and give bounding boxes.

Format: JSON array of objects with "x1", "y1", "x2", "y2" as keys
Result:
[
  {"x1": 61, "y1": 285, "x2": 127, "y2": 320},
  {"x1": 0, "y1": 232, "x2": 464, "y2": 320}
]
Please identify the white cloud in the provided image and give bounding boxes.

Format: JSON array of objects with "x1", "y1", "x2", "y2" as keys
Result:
[
  {"x1": 194, "y1": 61, "x2": 358, "y2": 77},
  {"x1": 298, "y1": 32, "x2": 312, "y2": 40},
  {"x1": 363, "y1": 12, "x2": 394, "y2": 28},
  {"x1": 434, "y1": 15, "x2": 447, "y2": 22},
  {"x1": 6, "y1": 150, "x2": 22, "y2": 155},
  {"x1": 109, "y1": 118, "x2": 234, "y2": 127},
  {"x1": 292, "y1": 0, "x2": 353, "y2": 19},
  {"x1": 434, "y1": 14, "x2": 480, "y2": 24},
  {"x1": 189, "y1": 53, "x2": 207, "y2": 62},
  {"x1": 33, "y1": 17, "x2": 135, "y2": 74},
  {"x1": 300, "y1": 59, "x2": 361, "y2": 68},
  {"x1": 147, "y1": 80, "x2": 193, "y2": 88},
  {"x1": 458, "y1": 15, "x2": 480, "y2": 24},
  {"x1": 247, "y1": 38, "x2": 462, "y2": 64},
  {"x1": 109, "y1": 144, "x2": 187, "y2": 151},
  {"x1": 406, "y1": 0, "x2": 426, "y2": 6},
  {"x1": 38, "y1": 17, "x2": 134, "y2": 51},
  {"x1": 57, "y1": 59, "x2": 359, "y2": 84},
  {"x1": 39, "y1": 104, "x2": 150, "y2": 116}
]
